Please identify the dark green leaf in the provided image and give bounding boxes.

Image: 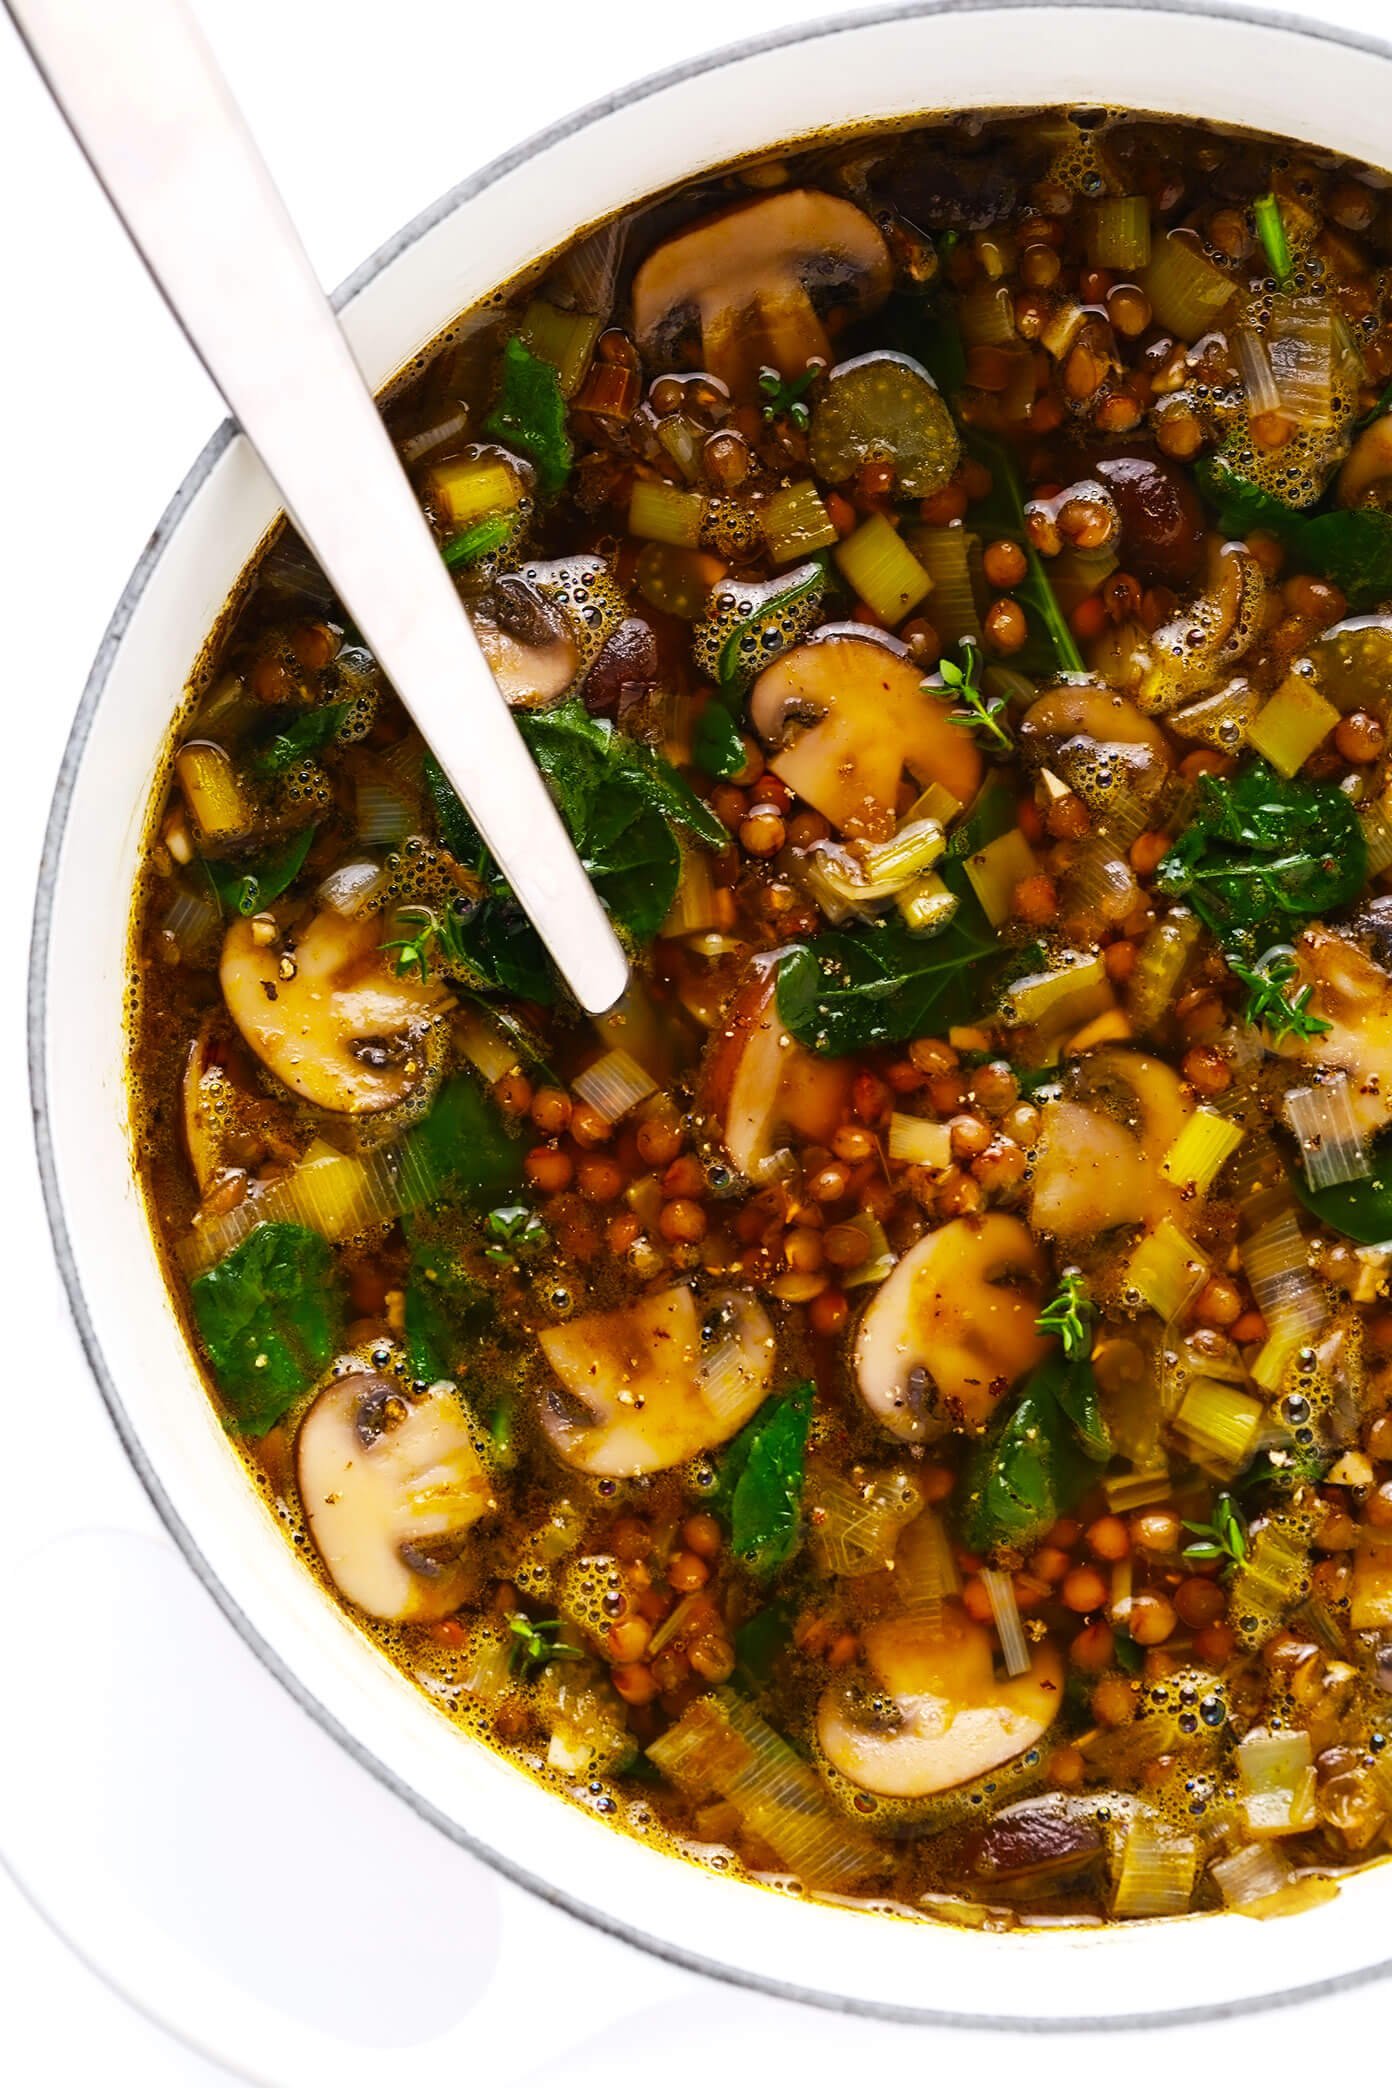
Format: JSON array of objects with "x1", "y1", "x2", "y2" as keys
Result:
[
  {"x1": 716, "y1": 1382, "x2": 814, "y2": 1579},
  {"x1": 442, "y1": 514, "x2": 513, "y2": 570},
  {"x1": 1154, "y1": 757, "x2": 1367, "y2": 956},
  {"x1": 422, "y1": 749, "x2": 483, "y2": 864},
  {"x1": 692, "y1": 701, "x2": 748, "y2": 779},
  {"x1": 189, "y1": 1222, "x2": 343, "y2": 1433},
  {"x1": 1291, "y1": 1129, "x2": 1392, "y2": 1244},
  {"x1": 483, "y1": 336, "x2": 572, "y2": 498},
  {"x1": 250, "y1": 703, "x2": 350, "y2": 778},
  {"x1": 776, "y1": 881, "x2": 1002, "y2": 1055},
  {"x1": 403, "y1": 1227, "x2": 492, "y2": 1383},
  {"x1": 733, "y1": 1599, "x2": 796, "y2": 1691},
  {"x1": 957, "y1": 1354, "x2": 1110, "y2": 1552},
  {"x1": 202, "y1": 824, "x2": 317, "y2": 918},
  {"x1": 1113, "y1": 1632, "x2": 1145, "y2": 1676},
  {"x1": 1197, "y1": 454, "x2": 1392, "y2": 610},
  {"x1": 396, "y1": 1071, "x2": 525, "y2": 1212}
]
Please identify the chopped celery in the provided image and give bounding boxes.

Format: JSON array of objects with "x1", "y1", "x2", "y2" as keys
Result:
[
  {"x1": 175, "y1": 741, "x2": 253, "y2": 844},
  {"x1": 903, "y1": 780, "x2": 965, "y2": 830},
  {"x1": 980, "y1": 1568, "x2": 1031, "y2": 1677},
  {"x1": 804, "y1": 1469, "x2": 924, "y2": 1577},
  {"x1": 1253, "y1": 192, "x2": 1294, "y2": 289},
  {"x1": 1125, "y1": 1217, "x2": 1208, "y2": 1321},
  {"x1": 1173, "y1": 1375, "x2": 1264, "y2": 1477},
  {"x1": 1237, "y1": 1727, "x2": 1317, "y2": 1836},
  {"x1": 895, "y1": 870, "x2": 959, "y2": 934},
  {"x1": 956, "y1": 280, "x2": 1017, "y2": 347},
  {"x1": 1160, "y1": 1107, "x2": 1245, "y2": 1195},
  {"x1": 572, "y1": 1048, "x2": 657, "y2": 1125},
  {"x1": 1247, "y1": 673, "x2": 1340, "y2": 777},
  {"x1": 516, "y1": 299, "x2": 601, "y2": 398},
  {"x1": 661, "y1": 845, "x2": 723, "y2": 934},
  {"x1": 834, "y1": 513, "x2": 931, "y2": 624},
  {"x1": 1141, "y1": 232, "x2": 1234, "y2": 340},
  {"x1": 1086, "y1": 196, "x2": 1152, "y2": 272},
  {"x1": 1112, "y1": 1818, "x2": 1198, "y2": 1919},
  {"x1": 859, "y1": 818, "x2": 947, "y2": 888},
  {"x1": 1127, "y1": 909, "x2": 1201, "y2": 1029},
  {"x1": 999, "y1": 949, "x2": 1107, "y2": 1025},
  {"x1": 1287, "y1": 1074, "x2": 1371, "y2": 1191},
  {"x1": 1211, "y1": 1842, "x2": 1295, "y2": 1911},
  {"x1": 424, "y1": 453, "x2": 524, "y2": 529},
  {"x1": 761, "y1": 479, "x2": 838, "y2": 564},
  {"x1": 962, "y1": 827, "x2": 1037, "y2": 926},
  {"x1": 907, "y1": 525, "x2": 983, "y2": 646},
  {"x1": 887, "y1": 1112, "x2": 953, "y2": 1169},
  {"x1": 628, "y1": 477, "x2": 705, "y2": 549},
  {"x1": 1236, "y1": 326, "x2": 1282, "y2": 419},
  {"x1": 1103, "y1": 1465, "x2": 1175, "y2": 1512}
]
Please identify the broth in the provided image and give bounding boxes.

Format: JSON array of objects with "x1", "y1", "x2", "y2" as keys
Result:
[{"x1": 130, "y1": 105, "x2": 1392, "y2": 1926}]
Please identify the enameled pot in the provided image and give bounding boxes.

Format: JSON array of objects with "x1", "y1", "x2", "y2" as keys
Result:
[{"x1": 31, "y1": 1, "x2": 1392, "y2": 2056}]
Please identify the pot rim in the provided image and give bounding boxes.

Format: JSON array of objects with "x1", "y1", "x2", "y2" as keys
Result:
[{"x1": 28, "y1": 0, "x2": 1392, "y2": 2030}]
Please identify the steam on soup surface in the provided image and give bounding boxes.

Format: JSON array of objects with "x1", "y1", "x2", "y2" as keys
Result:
[{"x1": 133, "y1": 107, "x2": 1392, "y2": 1925}]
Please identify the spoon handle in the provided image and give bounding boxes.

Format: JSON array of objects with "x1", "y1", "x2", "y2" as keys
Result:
[{"x1": 9, "y1": 0, "x2": 629, "y2": 1015}]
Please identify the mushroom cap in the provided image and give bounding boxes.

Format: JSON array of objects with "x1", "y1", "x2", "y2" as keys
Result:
[
  {"x1": 1019, "y1": 681, "x2": 1172, "y2": 811},
  {"x1": 853, "y1": 1213, "x2": 1049, "y2": 1443},
  {"x1": 1028, "y1": 1047, "x2": 1189, "y2": 1240},
  {"x1": 632, "y1": 189, "x2": 891, "y2": 396},
  {"x1": 1276, "y1": 922, "x2": 1392, "y2": 1141},
  {"x1": 1338, "y1": 411, "x2": 1392, "y2": 508},
  {"x1": 698, "y1": 954, "x2": 853, "y2": 1179},
  {"x1": 749, "y1": 632, "x2": 982, "y2": 841},
  {"x1": 220, "y1": 906, "x2": 450, "y2": 1116},
  {"x1": 537, "y1": 1284, "x2": 775, "y2": 1477},
  {"x1": 816, "y1": 1604, "x2": 1063, "y2": 1801},
  {"x1": 297, "y1": 1372, "x2": 496, "y2": 1622},
  {"x1": 1091, "y1": 537, "x2": 1263, "y2": 715}
]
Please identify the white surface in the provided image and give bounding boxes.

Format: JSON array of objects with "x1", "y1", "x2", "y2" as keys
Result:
[{"x1": 4, "y1": 0, "x2": 1392, "y2": 2079}]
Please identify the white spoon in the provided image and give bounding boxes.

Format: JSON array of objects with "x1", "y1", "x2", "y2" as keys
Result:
[{"x1": 9, "y1": 0, "x2": 630, "y2": 1015}]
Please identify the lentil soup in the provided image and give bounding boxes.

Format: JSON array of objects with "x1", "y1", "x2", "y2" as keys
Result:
[{"x1": 132, "y1": 107, "x2": 1392, "y2": 1927}]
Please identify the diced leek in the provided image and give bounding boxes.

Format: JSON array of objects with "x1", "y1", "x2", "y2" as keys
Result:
[
  {"x1": 834, "y1": 513, "x2": 931, "y2": 625},
  {"x1": 762, "y1": 479, "x2": 838, "y2": 564},
  {"x1": 162, "y1": 883, "x2": 221, "y2": 957},
  {"x1": 647, "y1": 1690, "x2": 877, "y2": 1888},
  {"x1": 957, "y1": 280, "x2": 1017, "y2": 347},
  {"x1": 1236, "y1": 1728, "x2": 1317, "y2": 1838},
  {"x1": 1287, "y1": 1073, "x2": 1371, "y2": 1191},
  {"x1": 893, "y1": 1505, "x2": 959, "y2": 1618},
  {"x1": 789, "y1": 849, "x2": 859, "y2": 926},
  {"x1": 661, "y1": 846, "x2": 722, "y2": 938},
  {"x1": 840, "y1": 1213, "x2": 897, "y2": 1290},
  {"x1": 424, "y1": 454, "x2": 524, "y2": 528},
  {"x1": 634, "y1": 543, "x2": 726, "y2": 621},
  {"x1": 1141, "y1": 232, "x2": 1234, "y2": 339},
  {"x1": 1086, "y1": 196, "x2": 1152, "y2": 272},
  {"x1": 859, "y1": 819, "x2": 946, "y2": 888},
  {"x1": 572, "y1": 1049, "x2": 657, "y2": 1125},
  {"x1": 1248, "y1": 672, "x2": 1339, "y2": 777},
  {"x1": 1127, "y1": 908, "x2": 1201, "y2": 1030},
  {"x1": 1235, "y1": 327, "x2": 1282, "y2": 419},
  {"x1": 904, "y1": 780, "x2": 963, "y2": 830},
  {"x1": 629, "y1": 477, "x2": 705, "y2": 549},
  {"x1": 460, "y1": 1621, "x2": 514, "y2": 1701},
  {"x1": 1000, "y1": 951, "x2": 1107, "y2": 1027},
  {"x1": 1174, "y1": 1374, "x2": 1264, "y2": 1477},
  {"x1": 895, "y1": 871, "x2": 959, "y2": 935},
  {"x1": 888, "y1": 1113, "x2": 953, "y2": 1170},
  {"x1": 980, "y1": 1570, "x2": 1031, "y2": 1678},
  {"x1": 1103, "y1": 1465, "x2": 1174, "y2": 1513},
  {"x1": 963, "y1": 828, "x2": 1038, "y2": 927},
  {"x1": 399, "y1": 408, "x2": 471, "y2": 466},
  {"x1": 454, "y1": 1003, "x2": 523, "y2": 1086},
  {"x1": 1112, "y1": 1818, "x2": 1198, "y2": 1920},
  {"x1": 1230, "y1": 1519, "x2": 1315, "y2": 1645},
  {"x1": 1161, "y1": 1108, "x2": 1245, "y2": 1195},
  {"x1": 1240, "y1": 1210, "x2": 1327, "y2": 1359},
  {"x1": 906, "y1": 526, "x2": 983, "y2": 646},
  {"x1": 1210, "y1": 1842, "x2": 1295, "y2": 1912},
  {"x1": 182, "y1": 1138, "x2": 404, "y2": 1274},
  {"x1": 805, "y1": 1470, "x2": 924, "y2": 1577},
  {"x1": 517, "y1": 299, "x2": 601, "y2": 398},
  {"x1": 175, "y1": 741, "x2": 253, "y2": 843},
  {"x1": 1125, "y1": 1218, "x2": 1208, "y2": 1322},
  {"x1": 355, "y1": 775, "x2": 414, "y2": 845},
  {"x1": 1267, "y1": 294, "x2": 1337, "y2": 430},
  {"x1": 317, "y1": 858, "x2": 387, "y2": 917}
]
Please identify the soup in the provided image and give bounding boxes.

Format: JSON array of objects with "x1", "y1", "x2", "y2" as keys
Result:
[{"x1": 131, "y1": 107, "x2": 1392, "y2": 1926}]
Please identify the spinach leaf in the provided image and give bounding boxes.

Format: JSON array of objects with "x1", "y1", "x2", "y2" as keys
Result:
[
  {"x1": 776, "y1": 881, "x2": 1002, "y2": 1055},
  {"x1": 957, "y1": 1353, "x2": 1110, "y2": 1552},
  {"x1": 715, "y1": 1382, "x2": 814, "y2": 1578},
  {"x1": 420, "y1": 751, "x2": 555, "y2": 1001},
  {"x1": 519, "y1": 700, "x2": 726, "y2": 850},
  {"x1": 396, "y1": 1071, "x2": 525, "y2": 1211},
  {"x1": 1197, "y1": 454, "x2": 1392, "y2": 611},
  {"x1": 251, "y1": 702, "x2": 349, "y2": 778},
  {"x1": 189, "y1": 1221, "x2": 343, "y2": 1433},
  {"x1": 692, "y1": 700, "x2": 747, "y2": 779},
  {"x1": 483, "y1": 335, "x2": 572, "y2": 498},
  {"x1": 1291, "y1": 1131, "x2": 1392, "y2": 1244},
  {"x1": 202, "y1": 824, "x2": 316, "y2": 917},
  {"x1": 1154, "y1": 758, "x2": 1367, "y2": 955},
  {"x1": 733, "y1": 1598, "x2": 796, "y2": 1691},
  {"x1": 403, "y1": 1228, "x2": 492, "y2": 1383}
]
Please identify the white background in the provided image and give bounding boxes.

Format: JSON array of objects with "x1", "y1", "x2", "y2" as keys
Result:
[{"x1": 3, "y1": 0, "x2": 1391, "y2": 2080}]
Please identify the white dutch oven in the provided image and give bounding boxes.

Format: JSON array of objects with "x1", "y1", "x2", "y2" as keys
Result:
[{"x1": 30, "y1": 0, "x2": 1392, "y2": 2049}]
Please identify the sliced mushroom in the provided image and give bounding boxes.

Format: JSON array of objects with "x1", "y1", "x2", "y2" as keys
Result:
[
  {"x1": 698, "y1": 956, "x2": 853, "y2": 1178},
  {"x1": 1028, "y1": 1048, "x2": 1189, "y2": 1239},
  {"x1": 817, "y1": 1605, "x2": 1063, "y2": 1803},
  {"x1": 1338, "y1": 412, "x2": 1392, "y2": 508},
  {"x1": 182, "y1": 1010, "x2": 301, "y2": 1197},
  {"x1": 962, "y1": 1792, "x2": 1106, "y2": 1892},
  {"x1": 470, "y1": 573, "x2": 579, "y2": 708},
  {"x1": 1018, "y1": 682, "x2": 1171, "y2": 813},
  {"x1": 853, "y1": 1214, "x2": 1049, "y2": 1443},
  {"x1": 1086, "y1": 449, "x2": 1206, "y2": 587},
  {"x1": 1089, "y1": 537, "x2": 1264, "y2": 715},
  {"x1": 221, "y1": 906, "x2": 450, "y2": 1116},
  {"x1": 749, "y1": 632, "x2": 982, "y2": 841},
  {"x1": 1276, "y1": 922, "x2": 1392, "y2": 1139},
  {"x1": 537, "y1": 1284, "x2": 774, "y2": 1477},
  {"x1": 297, "y1": 1372, "x2": 496, "y2": 1622},
  {"x1": 632, "y1": 189, "x2": 892, "y2": 398}
]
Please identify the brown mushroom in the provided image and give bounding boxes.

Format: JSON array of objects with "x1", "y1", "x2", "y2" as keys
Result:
[
  {"x1": 182, "y1": 1010, "x2": 301, "y2": 1198},
  {"x1": 1337, "y1": 412, "x2": 1392, "y2": 508},
  {"x1": 749, "y1": 631, "x2": 982, "y2": 841},
  {"x1": 1028, "y1": 1047, "x2": 1189, "y2": 1239},
  {"x1": 852, "y1": 1214, "x2": 1050, "y2": 1443},
  {"x1": 1275, "y1": 921, "x2": 1392, "y2": 1139},
  {"x1": 1018, "y1": 681, "x2": 1172, "y2": 811},
  {"x1": 469, "y1": 573, "x2": 579, "y2": 708},
  {"x1": 631, "y1": 189, "x2": 892, "y2": 398},
  {"x1": 1086, "y1": 448, "x2": 1206, "y2": 587},
  {"x1": 1089, "y1": 537, "x2": 1264, "y2": 715},
  {"x1": 698, "y1": 955, "x2": 853, "y2": 1178}
]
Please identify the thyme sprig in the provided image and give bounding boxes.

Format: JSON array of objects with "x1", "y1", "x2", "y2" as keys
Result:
[
  {"x1": 506, "y1": 1612, "x2": 583, "y2": 1679},
  {"x1": 1182, "y1": 1491, "x2": 1249, "y2": 1574},
  {"x1": 1230, "y1": 948, "x2": 1331, "y2": 1044},
  {"x1": 757, "y1": 361, "x2": 820, "y2": 430},
  {"x1": 1035, "y1": 1266, "x2": 1094, "y2": 1361},
  {"x1": 939, "y1": 638, "x2": 1013, "y2": 755}
]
